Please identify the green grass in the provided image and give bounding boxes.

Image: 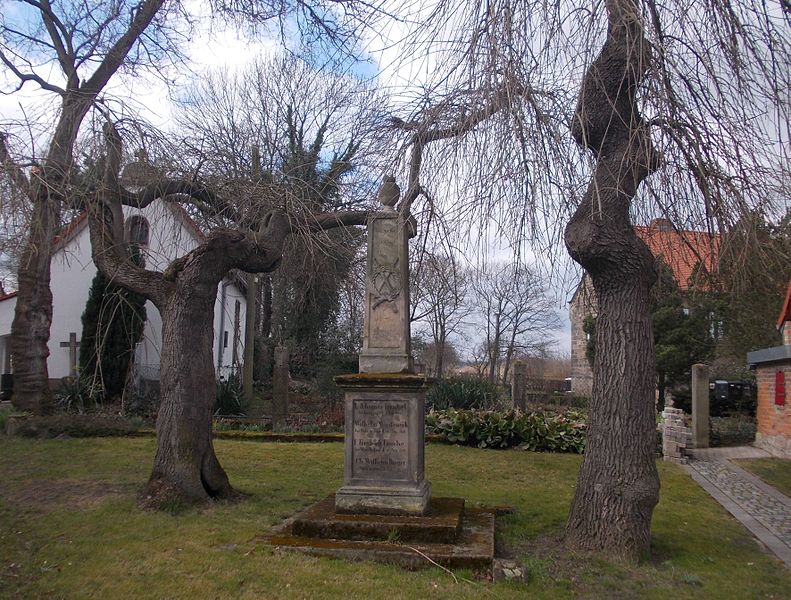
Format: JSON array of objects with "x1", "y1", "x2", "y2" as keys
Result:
[
  {"x1": 1, "y1": 437, "x2": 789, "y2": 599},
  {"x1": 734, "y1": 458, "x2": 791, "y2": 497}
]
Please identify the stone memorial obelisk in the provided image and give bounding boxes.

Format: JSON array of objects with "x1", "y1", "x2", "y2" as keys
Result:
[{"x1": 334, "y1": 176, "x2": 432, "y2": 515}]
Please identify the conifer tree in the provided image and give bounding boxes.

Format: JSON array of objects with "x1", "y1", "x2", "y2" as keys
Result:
[{"x1": 79, "y1": 250, "x2": 147, "y2": 400}]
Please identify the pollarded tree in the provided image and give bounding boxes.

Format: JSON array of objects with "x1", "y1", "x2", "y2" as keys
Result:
[
  {"x1": 0, "y1": 0, "x2": 172, "y2": 414},
  {"x1": 89, "y1": 122, "x2": 370, "y2": 506},
  {"x1": 386, "y1": 0, "x2": 788, "y2": 561}
]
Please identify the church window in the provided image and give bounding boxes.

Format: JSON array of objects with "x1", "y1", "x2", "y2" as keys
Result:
[{"x1": 127, "y1": 216, "x2": 150, "y2": 247}]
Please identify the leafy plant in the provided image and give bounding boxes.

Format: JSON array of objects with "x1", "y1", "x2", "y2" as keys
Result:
[
  {"x1": 425, "y1": 408, "x2": 587, "y2": 452},
  {"x1": 214, "y1": 375, "x2": 245, "y2": 417},
  {"x1": 426, "y1": 376, "x2": 500, "y2": 411},
  {"x1": 710, "y1": 415, "x2": 756, "y2": 447},
  {"x1": 55, "y1": 377, "x2": 102, "y2": 413}
]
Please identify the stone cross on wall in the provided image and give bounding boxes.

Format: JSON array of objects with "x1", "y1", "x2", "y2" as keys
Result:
[{"x1": 60, "y1": 332, "x2": 80, "y2": 377}]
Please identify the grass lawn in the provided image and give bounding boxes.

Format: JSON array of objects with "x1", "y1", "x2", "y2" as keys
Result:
[
  {"x1": 734, "y1": 458, "x2": 791, "y2": 497},
  {"x1": 1, "y1": 437, "x2": 789, "y2": 599}
]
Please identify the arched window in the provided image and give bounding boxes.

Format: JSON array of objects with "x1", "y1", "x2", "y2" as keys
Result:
[{"x1": 127, "y1": 216, "x2": 150, "y2": 247}]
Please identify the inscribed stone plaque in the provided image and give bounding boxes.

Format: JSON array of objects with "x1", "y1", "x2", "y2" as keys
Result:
[{"x1": 352, "y1": 399, "x2": 409, "y2": 480}]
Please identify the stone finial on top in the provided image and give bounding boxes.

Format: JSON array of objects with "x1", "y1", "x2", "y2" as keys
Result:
[{"x1": 377, "y1": 175, "x2": 400, "y2": 211}]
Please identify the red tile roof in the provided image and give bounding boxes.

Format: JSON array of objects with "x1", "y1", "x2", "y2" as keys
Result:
[{"x1": 635, "y1": 219, "x2": 719, "y2": 290}]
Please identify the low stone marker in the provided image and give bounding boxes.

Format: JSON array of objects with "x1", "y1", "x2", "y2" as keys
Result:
[
  {"x1": 512, "y1": 361, "x2": 527, "y2": 411},
  {"x1": 691, "y1": 363, "x2": 710, "y2": 448},
  {"x1": 272, "y1": 345, "x2": 289, "y2": 431}
]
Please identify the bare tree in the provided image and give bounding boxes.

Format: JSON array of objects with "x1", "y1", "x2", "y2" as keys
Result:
[
  {"x1": 0, "y1": 0, "x2": 176, "y2": 413},
  {"x1": 89, "y1": 121, "x2": 370, "y2": 506},
  {"x1": 384, "y1": 0, "x2": 788, "y2": 561},
  {"x1": 470, "y1": 262, "x2": 558, "y2": 385},
  {"x1": 411, "y1": 251, "x2": 471, "y2": 378},
  {"x1": 0, "y1": 0, "x2": 384, "y2": 414}
]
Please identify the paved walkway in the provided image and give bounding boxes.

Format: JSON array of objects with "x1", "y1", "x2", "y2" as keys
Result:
[{"x1": 685, "y1": 446, "x2": 791, "y2": 568}]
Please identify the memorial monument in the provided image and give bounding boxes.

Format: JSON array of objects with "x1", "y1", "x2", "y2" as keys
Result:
[
  {"x1": 261, "y1": 177, "x2": 495, "y2": 572},
  {"x1": 334, "y1": 176, "x2": 431, "y2": 514}
]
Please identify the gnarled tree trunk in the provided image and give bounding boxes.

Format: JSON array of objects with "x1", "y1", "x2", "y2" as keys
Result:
[
  {"x1": 140, "y1": 275, "x2": 233, "y2": 506},
  {"x1": 91, "y1": 122, "x2": 368, "y2": 509},
  {"x1": 10, "y1": 180, "x2": 59, "y2": 413},
  {"x1": 564, "y1": 0, "x2": 661, "y2": 562}
]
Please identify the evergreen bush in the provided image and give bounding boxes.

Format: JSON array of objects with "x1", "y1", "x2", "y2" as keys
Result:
[
  {"x1": 79, "y1": 250, "x2": 146, "y2": 401},
  {"x1": 215, "y1": 374, "x2": 245, "y2": 416}
]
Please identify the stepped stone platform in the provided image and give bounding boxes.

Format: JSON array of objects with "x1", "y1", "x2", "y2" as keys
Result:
[{"x1": 259, "y1": 495, "x2": 495, "y2": 571}]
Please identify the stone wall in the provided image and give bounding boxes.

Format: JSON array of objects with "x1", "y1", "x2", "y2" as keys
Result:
[
  {"x1": 569, "y1": 275, "x2": 596, "y2": 397},
  {"x1": 660, "y1": 406, "x2": 692, "y2": 464},
  {"x1": 755, "y1": 362, "x2": 791, "y2": 457}
]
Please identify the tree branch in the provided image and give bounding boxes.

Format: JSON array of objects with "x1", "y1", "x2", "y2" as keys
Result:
[
  {"x1": 0, "y1": 132, "x2": 30, "y2": 193},
  {"x1": 82, "y1": 0, "x2": 166, "y2": 95},
  {"x1": 0, "y1": 48, "x2": 65, "y2": 94},
  {"x1": 88, "y1": 121, "x2": 171, "y2": 306}
]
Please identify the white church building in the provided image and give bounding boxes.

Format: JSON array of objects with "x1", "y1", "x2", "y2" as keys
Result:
[{"x1": 0, "y1": 198, "x2": 247, "y2": 388}]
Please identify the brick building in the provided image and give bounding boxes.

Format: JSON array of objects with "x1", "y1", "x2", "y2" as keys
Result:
[
  {"x1": 747, "y1": 281, "x2": 791, "y2": 457},
  {"x1": 568, "y1": 218, "x2": 719, "y2": 396}
]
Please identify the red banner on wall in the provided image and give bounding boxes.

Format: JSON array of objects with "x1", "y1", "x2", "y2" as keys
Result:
[{"x1": 775, "y1": 371, "x2": 786, "y2": 406}]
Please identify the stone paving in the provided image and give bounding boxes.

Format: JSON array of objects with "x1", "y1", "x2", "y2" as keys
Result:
[{"x1": 685, "y1": 446, "x2": 791, "y2": 568}]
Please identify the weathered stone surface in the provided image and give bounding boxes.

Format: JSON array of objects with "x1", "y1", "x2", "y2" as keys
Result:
[
  {"x1": 660, "y1": 405, "x2": 692, "y2": 462},
  {"x1": 359, "y1": 209, "x2": 412, "y2": 374},
  {"x1": 260, "y1": 501, "x2": 495, "y2": 572},
  {"x1": 272, "y1": 345, "x2": 289, "y2": 431},
  {"x1": 291, "y1": 495, "x2": 464, "y2": 544},
  {"x1": 511, "y1": 361, "x2": 527, "y2": 410},
  {"x1": 692, "y1": 363, "x2": 710, "y2": 448},
  {"x1": 334, "y1": 373, "x2": 432, "y2": 515},
  {"x1": 492, "y1": 558, "x2": 529, "y2": 582}
]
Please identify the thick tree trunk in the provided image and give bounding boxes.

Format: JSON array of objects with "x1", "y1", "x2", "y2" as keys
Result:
[
  {"x1": 10, "y1": 183, "x2": 58, "y2": 413},
  {"x1": 140, "y1": 280, "x2": 234, "y2": 508},
  {"x1": 563, "y1": 0, "x2": 661, "y2": 562}
]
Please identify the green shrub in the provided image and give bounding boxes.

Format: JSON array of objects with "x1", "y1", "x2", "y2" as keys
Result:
[
  {"x1": 0, "y1": 404, "x2": 18, "y2": 433},
  {"x1": 215, "y1": 375, "x2": 244, "y2": 416},
  {"x1": 425, "y1": 408, "x2": 586, "y2": 452},
  {"x1": 711, "y1": 415, "x2": 756, "y2": 447},
  {"x1": 55, "y1": 377, "x2": 102, "y2": 413},
  {"x1": 427, "y1": 377, "x2": 500, "y2": 411},
  {"x1": 315, "y1": 354, "x2": 358, "y2": 402}
]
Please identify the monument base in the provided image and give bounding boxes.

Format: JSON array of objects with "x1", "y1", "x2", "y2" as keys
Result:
[
  {"x1": 335, "y1": 480, "x2": 431, "y2": 515},
  {"x1": 334, "y1": 372, "x2": 432, "y2": 517},
  {"x1": 260, "y1": 495, "x2": 496, "y2": 573}
]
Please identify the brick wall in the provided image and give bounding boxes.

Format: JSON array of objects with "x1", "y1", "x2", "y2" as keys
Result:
[{"x1": 755, "y1": 362, "x2": 791, "y2": 457}]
